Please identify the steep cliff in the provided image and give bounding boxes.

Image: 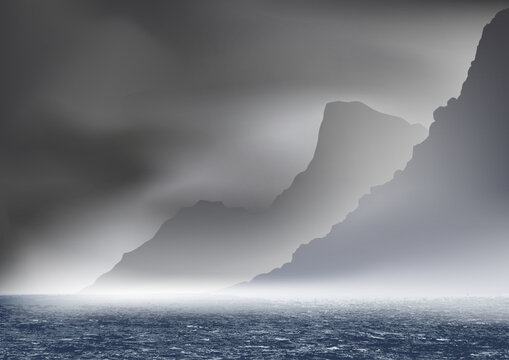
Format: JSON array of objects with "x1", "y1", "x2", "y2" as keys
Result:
[{"x1": 245, "y1": 9, "x2": 509, "y2": 297}]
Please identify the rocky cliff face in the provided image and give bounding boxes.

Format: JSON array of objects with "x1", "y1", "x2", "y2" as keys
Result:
[
  {"x1": 86, "y1": 101, "x2": 426, "y2": 294},
  {"x1": 245, "y1": 9, "x2": 509, "y2": 297}
]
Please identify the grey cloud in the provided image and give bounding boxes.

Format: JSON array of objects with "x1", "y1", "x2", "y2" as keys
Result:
[{"x1": 0, "y1": 107, "x2": 155, "y2": 272}]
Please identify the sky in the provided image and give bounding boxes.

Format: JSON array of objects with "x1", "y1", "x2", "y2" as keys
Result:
[{"x1": 1, "y1": 0, "x2": 508, "y2": 294}]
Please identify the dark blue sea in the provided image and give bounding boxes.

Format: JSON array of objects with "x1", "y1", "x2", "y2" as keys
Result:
[{"x1": 0, "y1": 296, "x2": 508, "y2": 359}]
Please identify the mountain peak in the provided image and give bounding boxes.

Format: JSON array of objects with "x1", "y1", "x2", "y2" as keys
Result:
[{"x1": 458, "y1": 8, "x2": 509, "y2": 108}]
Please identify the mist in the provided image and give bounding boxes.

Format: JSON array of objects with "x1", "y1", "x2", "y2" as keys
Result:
[{"x1": 1, "y1": 0, "x2": 508, "y2": 294}]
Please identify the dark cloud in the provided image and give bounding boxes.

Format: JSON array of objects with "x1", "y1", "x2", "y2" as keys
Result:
[{"x1": 0, "y1": 107, "x2": 155, "y2": 271}]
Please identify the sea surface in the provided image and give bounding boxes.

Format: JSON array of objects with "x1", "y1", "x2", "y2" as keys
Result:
[{"x1": 0, "y1": 296, "x2": 508, "y2": 359}]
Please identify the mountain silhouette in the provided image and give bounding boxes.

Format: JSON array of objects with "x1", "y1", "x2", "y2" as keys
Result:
[
  {"x1": 85, "y1": 101, "x2": 426, "y2": 293},
  {"x1": 270, "y1": 102, "x2": 426, "y2": 244},
  {"x1": 243, "y1": 9, "x2": 509, "y2": 296}
]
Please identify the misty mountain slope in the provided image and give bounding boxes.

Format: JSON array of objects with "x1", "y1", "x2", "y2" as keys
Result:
[
  {"x1": 244, "y1": 9, "x2": 509, "y2": 296},
  {"x1": 86, "y1": 101, "x2": 426, "y2": 293},
  {"x1": 270, "y1": 101, "x2": 426, "y2": 243}
]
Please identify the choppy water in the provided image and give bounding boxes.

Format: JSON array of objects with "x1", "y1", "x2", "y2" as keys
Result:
[{"x1": 0, "y1": 296, "x2": 508, "y2": 359}]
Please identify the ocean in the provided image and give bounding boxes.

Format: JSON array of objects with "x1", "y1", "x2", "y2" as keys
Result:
[{"x1": 0, "y1": 296, "x2": 507, "y2": 359}]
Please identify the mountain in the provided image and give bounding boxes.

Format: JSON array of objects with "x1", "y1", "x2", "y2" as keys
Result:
[
  {"x1": 243, "y1": 9, "x2": 509, "y2": 297},
  {"x1": 270, "y1": 102, "x2": 426, "y2": 244},
  {"x1": 85, "y1": 101, "x2": 426, "y2": 293}
]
